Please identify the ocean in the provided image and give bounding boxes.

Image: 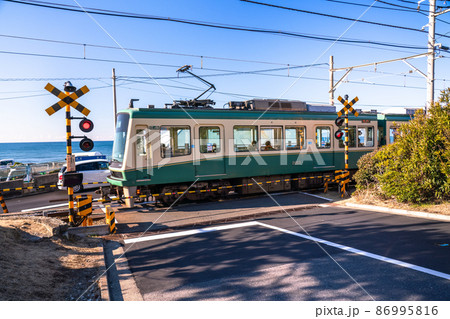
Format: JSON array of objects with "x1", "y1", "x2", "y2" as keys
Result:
[{"x1": 0, "y1": 141, "x2": 114, "y2": 164}]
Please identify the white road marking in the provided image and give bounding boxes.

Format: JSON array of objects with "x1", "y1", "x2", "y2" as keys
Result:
[
  {"x1": 256, "y1": 222, "x2": 450, "y2": 281},
  {"x1": 21, "y1": 203, "x2": 68, "y2": 212},
  {"x1": 123, "y1": 221, "x2": 260, "y2": 244},
  {"x1": 299, "y1": 191, "x2": 333, "y2": 202},
  {"x1": 21, "y1": 199, "x2": 102, "y2": 212}
]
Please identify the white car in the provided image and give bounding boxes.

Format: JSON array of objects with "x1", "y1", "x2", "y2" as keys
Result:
[{"x1": 58, "y1": 156, "x2": 110, "y2": 193}]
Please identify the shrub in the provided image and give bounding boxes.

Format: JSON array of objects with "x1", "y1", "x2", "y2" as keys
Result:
[
  {"x1": 355, "y1": 89, "x2": 450, "y2": 203},
  {"x1": 353, "y1": 150, "x2": 379, "y2": 190}
]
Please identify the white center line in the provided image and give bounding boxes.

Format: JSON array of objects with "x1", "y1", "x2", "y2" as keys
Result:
[{"x1": 256, "y1": 221, "x2": 450, "y2": 281}]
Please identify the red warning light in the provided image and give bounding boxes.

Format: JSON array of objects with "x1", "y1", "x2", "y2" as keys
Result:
[
  {"x1": 79, "y1": 118, "x2": 94, "y2": 133},
  {"x1": 335, "y1": 130, "x2": 344, "y2": 140},
  {"x1": 79, "y1": 138, "x2": 94, "y2": 152}
]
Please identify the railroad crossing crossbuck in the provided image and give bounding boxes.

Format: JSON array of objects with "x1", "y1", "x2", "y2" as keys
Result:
[{"x1": 44, "y1": 83, "x2": 90, "y2": 116}]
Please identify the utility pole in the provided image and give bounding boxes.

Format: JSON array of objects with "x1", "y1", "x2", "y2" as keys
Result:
[
  {"x1": 329, "y1": 55, "x2": 334, "y2": 106},
  {"x1": 426, "y1": 0, "x2": 436, "y2": 113},
  {"x1": 112, "y1": 68, "x2": 117, "y2": 127}
]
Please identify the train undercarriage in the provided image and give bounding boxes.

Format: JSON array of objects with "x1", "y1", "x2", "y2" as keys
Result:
[{"x1": 110, "y1": 170, "x2": 355, "y2": 207}]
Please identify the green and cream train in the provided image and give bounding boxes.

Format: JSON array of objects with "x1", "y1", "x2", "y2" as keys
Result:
[{"x1": 107, "y1": 99, "x2": 410, "y2": 205}]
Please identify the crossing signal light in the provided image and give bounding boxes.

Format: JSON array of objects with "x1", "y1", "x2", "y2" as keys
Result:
[
  {"x1": 79, "y1": 118, "x2": 94, "y2": 133},
  {"x1": 335, "y1": 117, "x2": 345, "y2": 140},
  {"x1": 335, "y1": 117, "x2": 344, "y2": 127},
  {"x1": 335, "y1": 130, "x2": 344, "y2": 140},
  {"x1": 80, "y1": 138, "x2": 94, "y2": 152}
]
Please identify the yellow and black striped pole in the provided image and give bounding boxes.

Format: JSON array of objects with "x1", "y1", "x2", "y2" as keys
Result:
[
  {"x1": 342, "y1": 97, "x2": 350, "y2": 197},
  {"x1": 0, "y1": 190, "x2": 8, "y2": 214},
  {"x1": 104, "y1": 205, "x2": 116, "y2": 234},
  {"x1": 65, "y1": 98, "x2": 76, "y2": 226}
]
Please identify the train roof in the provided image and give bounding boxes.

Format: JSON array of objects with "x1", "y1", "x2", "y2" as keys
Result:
[
  {"x1": 120, "y1": 107, "x2": 379, "y2": 121},
  {"x1": 377, "y1": 113, "x2": 413, "y2": 121}
]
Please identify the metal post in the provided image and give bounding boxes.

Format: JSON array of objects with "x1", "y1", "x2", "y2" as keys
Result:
[
  {"x1": 65, "y1": 99, "x2": 75, "y2": 226},
  {"x1": 426, "y1": 0, "x2": 436, "y2": 113},
  {"x1": 112, "y1": 68, "x2": 117, "y2": 127},
  {"x1": 344, "y1": 109, "x2": 349, "y2": 171},
  {"x1": 343, "y1": 97, "x2": 349, "y2": 197},
  {"x1": 329, "y1": 55, "x2": 334, "y2": 106},
  {"x1": 0, "y1": 190, "x2": 9, "y2": 214}
]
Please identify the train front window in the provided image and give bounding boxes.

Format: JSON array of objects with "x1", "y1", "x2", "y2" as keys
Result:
[{"x1": 111, "y1": 113, "x2": 130, "y2": 167}]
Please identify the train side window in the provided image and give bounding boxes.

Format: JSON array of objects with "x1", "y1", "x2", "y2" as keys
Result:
[
  {"x1": 136, "y1": 129, "x2": 147, "y2": 156},
  {"x1": 316, "y1": 126, "x2": 331, "y2": 149},
  {"x1": 389, "y1": 126, "x2": 399, "y2": 144},
  {"x1": 199, "y1": 127, "x2": 221, "y2": 153},
  {"x1": 338, "y1": 126, "x2": 357, "y2": 148},
  {"x1": 285, "y1": 126, "x2": 306, "y2": 150},
  {"x1": 358, "y1": 126, "x2": 374, "y2": 147},
  {"x1": 160, "y1": 126, "x2": 191, "y2": 158},
  {"x1": 233, "y1": 126, "x2": 258, "y2": 152},
  {"x1": 260, "y1": 126, "x2": 282, "y2": 151}
]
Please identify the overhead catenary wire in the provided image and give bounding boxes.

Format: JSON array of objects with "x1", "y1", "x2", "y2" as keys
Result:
[
  {"x1": 326, "y1": 0, "x2": 450, "y2": 25},
  {"x1": 2, "y1": 0, "x2": 431, "y2": 50},
  {"x1": 240, "y1": 0, "x2": 450, "y2": 39}
]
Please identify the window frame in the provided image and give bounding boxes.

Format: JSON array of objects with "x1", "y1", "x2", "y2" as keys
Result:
[
  {"x1": 315, "y1": 126, "x2": 332, "y2": 149},
  {"x1": 338, "y1": 125, "x2": 357, "y2": 148},
  {"x1": 357, "y1": 126, "x2": 375, "y2": 147},
  {"x1": 233, "y1": 125, "x2": 258, "y2": 152},
  {"x1": 199, "y1": 126, "x2": 222, "y2": 154},
  {"x1": 260, "y1": 126, "x2": 283, "y2": 151},
  {"x1": 160, "y1": 125, "x2": 192, "y2": 158},
  {"x1": 285, "y1": 126, "x2": 306, "y2": 150}
]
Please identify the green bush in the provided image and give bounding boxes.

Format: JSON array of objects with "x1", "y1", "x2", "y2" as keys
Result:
[
  {"x1": 355, "y1": 89, "x2": 450, "y2": 203},
  {"x1": 353, "y1": 150, "x2": 379, "y2": 189}
]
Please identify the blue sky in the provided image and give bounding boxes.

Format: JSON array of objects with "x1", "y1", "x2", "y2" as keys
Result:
[{"x1": 1, "y1": 0, "x2": 450, "y2": 142}]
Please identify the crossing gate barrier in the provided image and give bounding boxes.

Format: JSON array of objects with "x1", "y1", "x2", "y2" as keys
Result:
[
  {"x1": 76, "y1": 195, "x2": 93, "y2": 227},
  {"x1": 324, "y1": 170, "x2": 350, "y2": 198}
]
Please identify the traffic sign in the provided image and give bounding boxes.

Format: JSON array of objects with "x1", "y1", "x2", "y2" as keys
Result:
[
  {"x1": 44, "y1": 83, "x2": 90, "y2": 116},
  {"x1": 337, "y1": 96, "x2": 359, "y2": 117}
]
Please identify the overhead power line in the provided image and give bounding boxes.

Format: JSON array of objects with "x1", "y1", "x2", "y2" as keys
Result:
[
  {"x1": 0, "y1": 33, "x2": 315, "y2": 68},
  {"x1": 3, "y1": 0, "x2": 429, "y2": 50},
  {"x1": 241, "y1": 0, "x2": 450, "y2": 39},
  {"x1": 326, "y1": 0, "x2": 450, "y2": 25}
]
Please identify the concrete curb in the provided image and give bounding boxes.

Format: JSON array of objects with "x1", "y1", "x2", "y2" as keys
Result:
[
  {"x1": 99, "y1": 244, "x2": 110, "y2": 301},
  {"x1": 67, "y1": 224, "x2": 110, "y2": 236},
  {"x1": 112, "y1": 245, "x2": 144, "y2": 301},
  {"x1": 342, "y1": 202, "x2": 450, "y2": 222}
]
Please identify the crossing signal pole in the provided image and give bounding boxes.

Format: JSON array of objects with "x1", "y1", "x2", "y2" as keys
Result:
[
  {"x1": 329, "y1": 95, "x2": 359, "y2": 197},
  {"x1": 44, "y1": 81, "x2": 93, "y2": 226}
]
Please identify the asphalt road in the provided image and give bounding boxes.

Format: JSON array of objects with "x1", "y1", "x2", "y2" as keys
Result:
[
  {"x1": 3, "y1": 189, "x2": 100, "y2": 213},
  {"x1": 123, "y1": 205, "x2": 450, "y2": 301}
]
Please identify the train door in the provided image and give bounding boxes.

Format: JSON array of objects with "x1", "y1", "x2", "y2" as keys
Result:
[{"x1": 194, "y1": 125, "x2": 226, "y2": 177}]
